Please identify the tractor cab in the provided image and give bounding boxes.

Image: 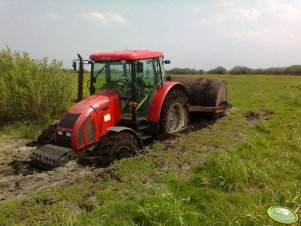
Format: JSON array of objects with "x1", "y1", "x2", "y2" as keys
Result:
[{"x1": 87, "y1": 50, "x2": 169, "y2": 121}]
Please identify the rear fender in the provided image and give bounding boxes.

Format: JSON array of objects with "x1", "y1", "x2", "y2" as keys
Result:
[
  {"x1": 106, "y1": 126, "x2": 143, "y2": 148},
  {"x1": 147, "y1": 81, "x2": 187, "y2": 122}
]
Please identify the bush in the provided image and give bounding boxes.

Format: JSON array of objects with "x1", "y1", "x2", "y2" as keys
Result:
[
  {"x1": 166, "y1": 68, "x2": 204, "y2": 75},
  {"x1": 0, "y1": 48, "x2": 76, "y2": 124},
  {"x1": 229, "y1": 66, "x2": 253, "y2": 75},
  {"x1": 206, "y1": 66, "x2": 227, "y2": 74}
]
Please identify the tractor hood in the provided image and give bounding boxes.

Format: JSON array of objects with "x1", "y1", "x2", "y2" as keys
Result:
[
  {"x1": 56, "y1": 90, "x2": 121, "y2": 151},
  {"x1": 69, "y1": 92, "x2": 111, "y2": 116}
]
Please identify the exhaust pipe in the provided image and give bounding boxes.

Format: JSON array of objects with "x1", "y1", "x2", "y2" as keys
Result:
[{"x1": 77, "y1": 54, "x2": 84, "y2": 102}]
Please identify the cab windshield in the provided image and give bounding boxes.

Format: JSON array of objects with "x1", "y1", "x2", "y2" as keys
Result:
[
  {"x1": 91, "y1": 62, "x2": 133, "y2": 98},
  {"x1": 90, "y1": 59, "x2": 157, "y2": 119}
]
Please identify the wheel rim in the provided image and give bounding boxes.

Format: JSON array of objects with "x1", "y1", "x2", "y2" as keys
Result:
[
  {"x1": 115, "y1": 146, "x2": 131, "y2": 159},
  {"x1": 167, "y1": 103, "x2": 185, "y2": 133}
]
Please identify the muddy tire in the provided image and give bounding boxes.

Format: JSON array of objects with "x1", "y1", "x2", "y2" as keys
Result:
[
  {"x1": 37, "y1": 125, "x2": 56, "y2": 145},
  {"x1": 95, "y1": 132, "x2": 138, "y2": 166},
  {"x1": 160, "y1": 90, "x2": 188, "y2": 135}
]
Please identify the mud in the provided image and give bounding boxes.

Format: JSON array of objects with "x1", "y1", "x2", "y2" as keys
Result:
[
  {"x1": 0, "y1": 137, "x2": 147, "y2": 202},
  {"x1": 186, "y1": 112, "x2": 217, "y2": 131},
  {"x1": 0, "y1": 113, "x2": 223, "y2": 202},
  {"x1": 0, "y1": 137, "x2": 98, "y2": 202},
  {"x1": 244, "y1": 109, "x2": 273, "y2": 124}
]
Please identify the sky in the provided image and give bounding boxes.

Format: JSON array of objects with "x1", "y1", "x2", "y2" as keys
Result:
[{"x1": 1, "y1": 0, "x2": 301, "y2": 70}]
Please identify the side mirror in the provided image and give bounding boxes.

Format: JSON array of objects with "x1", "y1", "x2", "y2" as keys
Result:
[
  {"x1": 164, "y1": 60, "x2": 171, "y2": 64},
  {"x1": 137, "y1": 62, "x2": 144, "y2": 73},
  {"x1": 72, "y1": 61, "x2": 77, "y2": 71}
]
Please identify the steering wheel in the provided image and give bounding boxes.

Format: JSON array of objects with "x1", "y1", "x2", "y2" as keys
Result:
[
  {"x1": 108, "y1": 79, "x2": 132, "y2": 97},
  {"x1": 92, "y1": 79, "x2": 129, "y2": 94},
  {"x1": 111, "y1": 79, "x2": 128, "y2": 91}
]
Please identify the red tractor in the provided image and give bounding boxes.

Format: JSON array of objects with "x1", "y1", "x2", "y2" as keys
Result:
[{"x1": 30, "y1": 50, "x2": 227, "y2": 169}]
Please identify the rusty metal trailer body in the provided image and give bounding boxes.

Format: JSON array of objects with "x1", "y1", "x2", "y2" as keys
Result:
[{"x1": 167, "y1": 76, "x2": 228, "y2": 114}]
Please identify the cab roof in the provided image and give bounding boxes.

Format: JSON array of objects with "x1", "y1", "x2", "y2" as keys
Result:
[{"x1": 90, "y1": 50, "x2": 163, "y2": 61}]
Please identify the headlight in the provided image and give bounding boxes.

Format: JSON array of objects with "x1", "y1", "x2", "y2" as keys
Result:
[
  {"x1": 57, "y1": 131, "x2": 63, "y2": 135},
  {"x1": 77, "y1": 117, "x2": 95, "y2": 147},
  {"x1": 65, "y1": 132, "x2": 72, "y2": 137},
  {"x1": 86, "y1": 120, "x2": 95, "y2": 144}
]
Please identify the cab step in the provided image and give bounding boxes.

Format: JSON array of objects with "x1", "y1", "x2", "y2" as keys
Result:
[
  {"x1": 140, "y1": 134, "x2": 153, "y2": 141},
  {"x1": 138, "y1": 124, "x2": 153, "y2": 142}
]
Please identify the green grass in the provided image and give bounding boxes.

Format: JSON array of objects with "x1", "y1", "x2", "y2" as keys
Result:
[
  {"x1": 1, "y1": 75, "x2": 301, "y2": 225},
  {"x1": 0, "y1": 122, "x2": 44, "y2": 139}
]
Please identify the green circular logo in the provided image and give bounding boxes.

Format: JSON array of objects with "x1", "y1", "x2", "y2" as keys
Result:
[{"x1": 267, "y1": 206, "x2": 298, "y2": 224}]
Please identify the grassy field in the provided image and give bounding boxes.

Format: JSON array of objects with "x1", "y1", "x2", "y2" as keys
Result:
[{"x1": 0, "y1": 75, "x2": 301, "y2": 225}]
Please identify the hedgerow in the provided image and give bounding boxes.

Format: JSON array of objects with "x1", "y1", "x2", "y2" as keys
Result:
[{"x1": 0, "y1": 48, "x2": 75, "y2": 124}]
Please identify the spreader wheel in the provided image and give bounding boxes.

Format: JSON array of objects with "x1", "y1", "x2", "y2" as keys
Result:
[
  {"x1": 95, "y1": 132, "x2": 138, "y2": 166},
  {"x1": 160, "y1": 90, "x2": 188, "y2": 135}
]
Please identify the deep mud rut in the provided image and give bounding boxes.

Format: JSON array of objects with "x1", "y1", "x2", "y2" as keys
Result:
[{"x1": 0, "y1": 137, "x2": 98, "y2": 202}]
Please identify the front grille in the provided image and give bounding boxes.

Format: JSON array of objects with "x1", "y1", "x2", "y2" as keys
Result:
[{"x1": 59, "y1": 113, "x2": 80, "y2": 128}]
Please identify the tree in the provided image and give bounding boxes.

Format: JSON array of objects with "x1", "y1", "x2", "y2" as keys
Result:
[
  {"x1": 229, "y1": 66, "x2": 253, "y2": 75},
  {"x1": 206, "y1": 66, "x2": 227, "y2": 74},
  {"x1": 166, "y1": 68, "x2": 204, "y2": 75}
]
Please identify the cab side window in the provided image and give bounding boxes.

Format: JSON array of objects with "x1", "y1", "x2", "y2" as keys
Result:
[{"x1": 136, "y1": 59, "x2": 155, "y2": 89}]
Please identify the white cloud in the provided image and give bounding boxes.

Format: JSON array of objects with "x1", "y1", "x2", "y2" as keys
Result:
[
  {"x1": 80, "y1": 12, "x2": 129, "y2": 26},
  {"x1": 230, "y1": 8, "x2": 261, "y2": 21},
  {"x1": 192, "y1": 8, "x2": 201, "y2": 13},
  {"x1": 194, "y1": 0, "x2": 301, "y2": 47},
  {"x1": 217, "y1": 0, "x2": 237, "y2": 8},
  {"x1": 105, "y1": 12, "x2": 128, "y2": 25},
  {"x1": 195, "y1": 14, "x2": 226, "y2": 26},
  {"x1": 225, "y1": 29, "x2": 271, "y2": 42},
  {"x1": 80, "y1": 12, "x2": 109, "y2": 24},
  {"x1": 46, "y1": 13, "x2": 62, "y2": 21}
]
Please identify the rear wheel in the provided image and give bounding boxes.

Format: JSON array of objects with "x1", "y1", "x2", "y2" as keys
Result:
[
  {"x1": 160, "y1": 90, "x2": 188, "y2": 135},
  {"x1": 95, "y1": 132, "x2": 138, "y2": 166}
]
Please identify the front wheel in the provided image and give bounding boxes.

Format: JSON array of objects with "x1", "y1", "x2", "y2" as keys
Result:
[
  {"x1": 160, "y1": 90, "x2": 188, "y2": 135},
  {"x1": 37, "y1": 125, "x2": 56, "y2": 145},
  {"x1": 95, "y1": 132, "x2": 138, "y2": 166}
]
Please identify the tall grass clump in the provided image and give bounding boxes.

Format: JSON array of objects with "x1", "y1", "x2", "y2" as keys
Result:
[{"x1": 0, "y1": 47, "x2": 76, "y2": 125}]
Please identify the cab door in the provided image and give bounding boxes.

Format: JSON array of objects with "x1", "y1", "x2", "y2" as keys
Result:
[{"x1": 136, "y1": 58, "x2": 157, "y2": 120}]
